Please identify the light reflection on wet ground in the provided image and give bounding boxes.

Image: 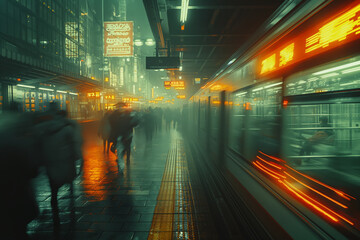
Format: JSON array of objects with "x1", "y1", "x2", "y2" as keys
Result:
[{"x1": 27, "y1": 122, "x2": 217, "y2": 239}]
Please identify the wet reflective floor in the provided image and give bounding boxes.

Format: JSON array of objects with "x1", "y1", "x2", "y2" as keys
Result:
[{"x1": 27, "y1": 122, "x2": 218, "y2": 240}]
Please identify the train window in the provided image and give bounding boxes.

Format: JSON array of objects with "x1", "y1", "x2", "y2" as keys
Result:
[
  {"x1": 282, "y1": 70, "x2": 360, "y2": 229},
  {"x1": 229, "y1": 80, "x2": 282, "y2": 159},
  {"x1": 228, "y1": 90, "x2": 247, "y2": 154},
  {"x1": 285, "y1": 55, "x2": 360, "y2": 96}
]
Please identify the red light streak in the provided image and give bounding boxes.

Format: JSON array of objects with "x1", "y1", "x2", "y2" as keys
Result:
[
  {"x1": 255, "y1": 161, "x2": 286, "y2": 179},
  {"x1": 257, "y1": 156, "x2": 283, "y2": 170},
  {"x1": 253, "y1": 161, "x2": 280, "y2": 180},
  {"x1": 284, "y1": 172, "x2": 348, "y2": 209},
  {"x1": 285, "y1": 164, "x2": 355, "y2": 201},
  {"x1": 258, "y1": 151, "x2": 286, "y2": 163},
  {"x1": 254, "y1": 151, "x2": 356, "y2": 226},
  {"x1": 281, "y1": 180, "x2": 339, "y2": 222},
  {"x1": 282, "y1": 180, "x2": 354, "y2": 225}
]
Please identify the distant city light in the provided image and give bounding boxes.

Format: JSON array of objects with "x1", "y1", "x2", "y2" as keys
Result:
[
  {"x1": 145, "y1": 39, "x2": 155, "y2": 46},
  {"x1": 134, "y1": 39, "x2": 143, "y2": 46}
]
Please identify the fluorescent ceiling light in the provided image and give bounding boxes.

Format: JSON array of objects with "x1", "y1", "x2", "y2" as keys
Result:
[
  {"x1": 320, "y1": 72, "x2": 339, "y2": 78},
  {"x1": 307, "y1": 77, "x2": 318, "y2": 82},
  {"x1": 341, "y1": 66, "x2": 360, "y2": 74},
  {"x1": 264, "y1": 82, "x2": 282, "y2": 88},
  {"x1": 298, "y1": 80, "x2": 306, "y2": 84},
  {"x1": 57, "y1": 90, "x2": 67, "y2": 94},
  {"x1": 69, "y1": 92, "x2": 78, "y2": 95},
  {"x1": 236, "y1": 92, "x2": 247, "y2": 96},
  {"x1": 252, "y1": 87, "x2": 263, "y2": 92},
  {"x1": 340, "y1": 82, "x2": 357, "y2": 86},
  {"x1": 180, "y1": 0, "x2": 190, "y2": 23},
  {"x1": 313, "y1": 60, "x2": 360, "y2": 75},
  {"x1": 227, "y1": 58, "x2": 236, "y2": 65},
  {"x1": 17, "y1": 84, "x2": 35, "y2": 88},
  {"x1": 39, "y1": 87, "x2": 54, "y2": 91}
]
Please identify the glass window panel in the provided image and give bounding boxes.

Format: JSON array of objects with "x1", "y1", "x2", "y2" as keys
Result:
[
  {"x1": 286, "y1": 56, "x2": 360, "y2": 96},
  {"x1": 229, "y1": 80, "x2": 282, "y2": 159}
]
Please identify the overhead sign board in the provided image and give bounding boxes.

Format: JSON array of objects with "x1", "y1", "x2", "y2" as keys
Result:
[
  {"x1": 104, "y1": 21, "x2": 133, "y2": 57},
  {"x1": 146, "y1": 57, "x2": 180, "y2": 70},
  {"x1": 257, "y1": 3, "x2": 360, "y2": 76},
  {"x1": 164, "y1": 80, "x2": 185, "y2": 89}
]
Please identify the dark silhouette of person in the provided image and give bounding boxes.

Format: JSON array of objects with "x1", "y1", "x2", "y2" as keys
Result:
[
  {"x1": 0, "y1": 103, "x2": 40, "y2": 239},
  {"x1": 98, "y1": 111, "x2": 111, "y2": 153},
  {"x1": 109, "y1": 106, "x2": 139, "y2": 163},
  {"x1": 40, "y1": 109, "x2": 83, "y2": 230},
  {"x1": 300, "y1": 116, "x2": 334, "y2": 156},
  {"x1": 144, "y1": 108, "x2": 155, "y2": 142}
]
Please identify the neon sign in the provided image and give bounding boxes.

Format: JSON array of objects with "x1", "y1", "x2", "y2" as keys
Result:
[{"x1": 258, "y1": 3, "x2": 360, "y2": 76}]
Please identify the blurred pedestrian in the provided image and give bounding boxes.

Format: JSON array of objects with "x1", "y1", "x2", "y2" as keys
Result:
[
  {"x1": 109, "y1": 104, "x2": 139, "y2": 163},
  {"x1": 98, "y1": 111, "x2": 111, "y2": 153},
  {"x1": 41, "y1": 109, "x2": 83, "y2": 229},
  {"x1": 0, "y1": 103, "x2": 40, "y2": 239},
  {"x1": 165, "y1": 108, "x2": 173, "y2": 132},
  {"x1": 144, "y1": 107, "x2": 155, "y2": 142}
]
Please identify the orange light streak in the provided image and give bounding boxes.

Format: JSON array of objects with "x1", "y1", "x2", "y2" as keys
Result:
[
  {"x1": 284, "y1": 172, "x2": 348, "y2": 209},
  {"x1": 281, "y1": 180, "x2": 339, "y2": 222},
  {"x1": 285, "y1": 164, "x2": 355, "y2": 200},
  {"x1": 258, "y1": 151, "x2": 286, "y2": 163},
  {"x1": 255, "y1": 161, "x2": 286, "y2": 179},
  {"x1": 257, "y1": 156, "x2": 283, "y2": 170},
  {"x1": 253, "y1": 161, "x2": 280, "y2": 180},
  {"x1": 283, "y1": 180, "x2": 354, "y2": 225}
]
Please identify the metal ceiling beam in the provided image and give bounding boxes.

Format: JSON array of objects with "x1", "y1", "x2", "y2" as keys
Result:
[
  {"x1": 175, "y1": 44, "x2": 237, "y2": 47},
  {"x1": 142, "y1": 0, "x2": 166, "y2": 48},
  {"x1": 182, "y1": 58, "x2": 218, "y2": 61},
  {"x1": 167, "y1": 5, "x2": 275, "y2": 10},
  {"x1": 171, "y1": 34, "x2": 250, "y2": 37}
]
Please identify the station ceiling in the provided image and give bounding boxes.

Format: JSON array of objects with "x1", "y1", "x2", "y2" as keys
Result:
[{"x1": 143, "y1": 0, "x2": 286, "y2": 93}]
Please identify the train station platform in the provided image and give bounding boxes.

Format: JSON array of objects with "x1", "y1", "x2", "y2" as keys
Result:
[{"x1": 27, "y1": 122, "x2": 218, "y2": 240}]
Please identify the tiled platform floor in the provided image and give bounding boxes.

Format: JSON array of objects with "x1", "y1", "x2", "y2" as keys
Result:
[{"x1": 27, "y1": 122, "x2": 218, "y2": 240}]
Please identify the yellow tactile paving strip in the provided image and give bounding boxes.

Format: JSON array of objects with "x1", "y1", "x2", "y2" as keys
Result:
[{"x1": 148, "y1": 139, "x2": 198, "y2": 240}]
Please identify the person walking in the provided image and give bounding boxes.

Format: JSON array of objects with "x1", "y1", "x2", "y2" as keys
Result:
[
  {"x1": 41, "y1": 110, "x2": 83, "y2": 230},
  {"x1": 98, "y1": 111, "x2": 111, "y2": 153}
]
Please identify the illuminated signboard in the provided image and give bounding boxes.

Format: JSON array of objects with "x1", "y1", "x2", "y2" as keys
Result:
[
  {"x1": 194, "y1": 78, "x2": 201, "y2": 84},
  {"x1": 87, "y1": 92, "x2": 100, "y2": 98},
  {"x1": 164, "y1": 80, "x2": 185, "y2": 89},
  {"x1": 122, "y1": 97, "x2": 139, "y2": 102},
  {"x1": 170, "y1": 81, "x2": 185, "y2": 87},
  {"x1": 258, "y1": 3, "x2": 360, "y2": 76},
  {"x1": 177, "y1": 95, "x2": 186, "y2": 99},
  {"x1": 104, "y1": 21, "x2": 133, "y2": 57},
  {"x1": 164, "y1": 81, "x2": 171, "y2": 89}
]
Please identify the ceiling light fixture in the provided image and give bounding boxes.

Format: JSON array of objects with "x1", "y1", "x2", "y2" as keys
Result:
[{"x1": 180, "y1": 0, "x2": 189, "y2": 25}]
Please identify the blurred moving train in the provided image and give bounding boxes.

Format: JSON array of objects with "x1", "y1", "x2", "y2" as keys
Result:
[{"x1": 183, "y1": 0, "x2": 360, "y2": 239}]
